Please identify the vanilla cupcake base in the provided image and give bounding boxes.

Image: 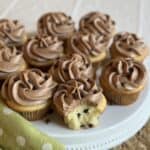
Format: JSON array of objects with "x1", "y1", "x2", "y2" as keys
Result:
[
  {"x1": 64, "y1": 95, "x2": 107, "y2": 130},
  {"x1": 19, "y1": 59, "x2": 28, "y2": 71},
  {"x1": 90, "y1": 51, "x2": 107, "y2": 69}
]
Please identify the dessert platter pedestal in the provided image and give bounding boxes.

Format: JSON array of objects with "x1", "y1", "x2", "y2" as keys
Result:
[
  {"x1": 1, "y1": 0, "x2": 149, "y2": 149},
  {"x1": 33, "y1": 59, "x2": 150, "y2": 150}
]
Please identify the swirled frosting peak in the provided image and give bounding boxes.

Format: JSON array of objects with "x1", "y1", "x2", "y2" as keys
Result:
[
  {"x1": 111, "y1": 32, "x2": 148, "y2": 58},
  {"x1": 1, "y1": 69, "x2": 57, "y2": 106},
  {"x1": 37, "y1": 12, "x2": 75, "y2": 40},
  {"x1": 79, "y1": 11, "x2": 116, "y2": 37},
  {"x1": 68, "y1": 32, "x2": 110, "y2": 57},
  {"x1": 49, "y1": 53, "x2": 94, "y2": 83},
  {"x1": 0, "y1": 19, "x2": 26, "y2": 47},
  {"x1": 102, "y1": 58, "x2": 146, "y2": 91},
  {"x1": 53, "y1": 79, "x2": 103, "y2": 116},
  {"x1": 0, "y1": 45, "x2": 25, "y2": 79},
  {"x1": 24, "y1": 35, "x2": 64, "y2": 67}
]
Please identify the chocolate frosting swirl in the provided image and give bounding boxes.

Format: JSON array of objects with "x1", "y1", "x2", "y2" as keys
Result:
[
  {"x1": 102, "y1": 58, "x2": 146, "y2": 91},
  {"x1": 38, "y1": 12, "x2": 75, "y2": 40},
  {"x1": 24, "y1": 35, "x2": 64, "y2": 67},
  {"x1": 0, "y1": 45, "x2": 25, "y2": 79},
  {"x1": 1, "y1": 69, "x2": 57, "y2": 106},
  {"x1": 68, "y1": 32, "x2": 110, "y2": 57},
  {"x1": 79, "y1": 12, "x2": 115, "y2": 37},
  {"x1": 53, "y1": 79, "x2": 103, "y2": 116},
  {"x1": 49, "y1": 53, "x2": 94, "y2": 83},
  {"x1": 111, "y1": 32, "x2": 148, "y2": 58},
  {"x1": 0, "y1": 19, "x2": 26, "y2": 47}
]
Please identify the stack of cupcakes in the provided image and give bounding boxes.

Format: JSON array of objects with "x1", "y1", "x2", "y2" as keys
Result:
[{"x1": 0, "y1": 11, "x2": 148, "y2": 130}]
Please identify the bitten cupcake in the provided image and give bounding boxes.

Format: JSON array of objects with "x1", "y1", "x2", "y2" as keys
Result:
[
  {"x1": 1, "y1": 69, "x2": 57, "y2": 120},
  {"x1": 24, "y1": 35, "x2": 64, "y2": 68},
  {"x1": 53, "y1": 79, "x2": 107, "y2": 130},
  {"x1": 0, "y1": 19, "x2": 27, "y2": 47},
  {"x1": 0, "y1": 44, "x2": 27, "y2": 80},
  {"x1": 110, "y1": 32, "x2": 149, "y2": 62},
  {"x1": 100, "y1": 57, "x2": 146, "y2": 105},
  {"x1": 79, "y1": 11, "x2": 116, "y2": 38},
  {"x1": 37, "y1": 12, "x2": 75, "y2": 41},
  {"x1": 49, "y1": 53, "x2": 94, "y2": 83},
  {"x1": 68, "y1": 32, "x2": 110, "y2": 64}
]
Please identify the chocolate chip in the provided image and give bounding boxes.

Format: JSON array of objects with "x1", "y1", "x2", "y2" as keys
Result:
[
  {"x1": 80, "y1": 125, "x2": 85, "y2": 128},
  {"x1": 64, "y1": 68, "x2": 68, "y2": 73},
  {"x1": 77, "y1": 113, "x2": 81, "y2": 118},
  {"x1": 44, "y1": 75, "x2": 49, "y2": 80},
  {"x1": 122, "y1": 39, "x2": 127, "y2": 42},
  {"x1": 32, "y1": 86, "x2": 37, "y2": 90},
  {"x1": 83, "y1": 109, "x2": 89, "y2": 113},
  {"x1": 79, "y1": 67, "x2": 83, "y2": 71},
  {"x1": 93, "y1": 90, "x2": 97, "y2": 94},
  {"x1": 129, "y1": 68, "x2": 134, "y2": 73},
  {"x1": 117, "y1": 34, "x2": 122, "y2": 39},
  {"x1": 44, "y1": 116, "x2": 51, "y2": 124},
  {"x1": 49, "y1": 109, "x2": 54, "y2": 114},
  {"x1": 128, "y1": 48, "x2": 134, "y2": 51},
  {"x1": 87, "y1": 78, "x2": 90, "y2": 82},
  {"x1": 121, "y1": 82, "x2": 125, "y2": 86},
  {"x1": 88, "y1": 124, "x2": 93, "y2": 128},
  {"x1": 45, "y1": 118, "x2": 51, "y2": 124},
  {"x1": 54, "y1": 63, "x2": 58, "y2": 68},
  {"x1": 112, "y1": 20, "x2": 115, "y2": 25},
  {"x1": 85, "y1": 64, "x2": 89, "y2": 68}
]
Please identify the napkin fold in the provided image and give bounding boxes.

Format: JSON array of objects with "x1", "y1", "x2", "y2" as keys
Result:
[{"x1": 0, "y1": 101, "x2": 65, "y2": 150}]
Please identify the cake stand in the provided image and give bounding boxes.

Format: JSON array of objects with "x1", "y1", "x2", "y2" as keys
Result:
[{"x1": 33, "y1": 58, "x2": 150, "y2": 150}]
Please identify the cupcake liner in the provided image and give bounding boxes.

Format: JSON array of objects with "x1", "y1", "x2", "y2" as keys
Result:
[
  {"x1": 102, "y1": 86, "x2": 140, "y2": 105},
  {"x1": 20, "y1": 106, "x2": 49, "y2": 121},
  {"x1": 4, "y1": 98, "x2": 51, "y2": 121},
  {"x1": 100, "y1": 77, "x2": 144, "y2": 105}
]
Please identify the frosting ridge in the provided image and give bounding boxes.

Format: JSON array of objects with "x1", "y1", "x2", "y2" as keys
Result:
[
  {"x1": 0, "y1": 45, "x2": 25, "y2": 79},
  {"x1": 68, "y1": 32, "x2": 110, "y2": 57},
  {"x1": 0, "y1": 19, "x2": 26, "y2": 46},
  {"x1": 24, "y1": 35, "x2": 64, "y2": 67},
  {"x1": 49, "y1": 53, "x2": 94, "y2": 82},
  {"x1": 1, "y1": 69, "x2": 57, "y2": 106},
  {"x1": 111, "y1": 32, "x2": 147, "y2": 58},
  {"x1": 79, "y1": 12, "x2": 115, "y2": 37},
  {"x1": 38, "y1": 12, "x2": 75, "y2": 40},
  {"x1": 103, "y1": 58, "x2": 146, "y2": 91}
]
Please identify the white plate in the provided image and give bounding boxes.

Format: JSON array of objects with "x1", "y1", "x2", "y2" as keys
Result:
[
  {"x1": 32, "y1": 59, "x2": 150, "y2": 150},
  {"x1": 1, "y1": 0, "x2": 150, "y2": 149}
]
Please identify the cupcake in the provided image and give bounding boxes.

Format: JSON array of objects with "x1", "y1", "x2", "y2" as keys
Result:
[
  {"x1": 49, "y1": 53, "x2": 94, "y2": 83},
  {"x1": 53, "y1": 79, "x2": 107, "y2": 130},
  {"x1": 23, "y1": 35, "x2": 64, "y2": 68},
  {"x1": 110, "y1": 32, "x2": 149, "y2": 62},
  {"x1": 100, "y1": 57, "x2": 146, "y2": 105},
  {"x1": 68, "y1": 32, "x2": 109, "y2": 64},
  {"x1": 0, "y1": 19, "x2": 27, "y2": 47},
  {"x1": 0, "y1": 44, "x2": 27, "y2": 80},
  {"x1": 1, "y1": 69, "x2": 57, "y2": 120},
  {"x1": 37, "y1": 12, "x2": 76, "y2": 41},
  {"x1": 79, "y1": 11, "x2": 116, "y2": 38}
]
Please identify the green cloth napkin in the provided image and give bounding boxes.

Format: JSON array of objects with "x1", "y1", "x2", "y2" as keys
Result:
[{"x1": 0, "y1": 101, "x2": 65, "y2": 150}]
